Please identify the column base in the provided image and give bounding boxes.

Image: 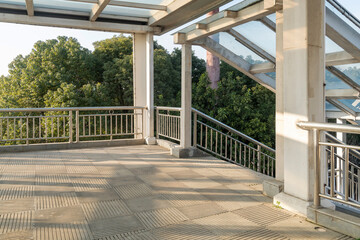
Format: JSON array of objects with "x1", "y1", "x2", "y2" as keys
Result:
[
  {"x1": 171, "y1": 146, "x2": 208, "y2": 158},
  {"x1": 145, "y1": 137, "x2": 157, "y2": 145},
  {"x1": 273, "y1": 192, "x2": 312, "y2": 217},
  {"x1": 263, "y1": 179, "x2": 284, "y2": 197}
]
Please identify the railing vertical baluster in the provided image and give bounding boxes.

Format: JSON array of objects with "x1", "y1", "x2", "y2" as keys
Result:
[
  {"x1": 215, "y1": 131, "x2": 218, "y2": 154},
  {"x1": 125, "y1": 114, "x2": 128, "y2": 134},
  {"x1": 257, "y1": 145, "x2": 261, "y2": 172},
  {"x1": 57, "y1": 117, "x2": 60, "y2": 138},
  {"x1": 63, "y1": 116, "x2": 65, "y2": 137},
  {"x1": 205, "y1": 126, "x2": 208, "y2": 149},
  {"x1": 51, "y1": 117, "x2": 54, "y2": 138},
  {"x1": 75, "y1": 111, "x2": 79, "y2": 142},
  {"x1": 115, "y1": 115, "x2": 118, "y2": 135},
  {"x1": 94, "y1": 115, "x2": 97, "y2": 136},
  {"x1": 120, "y1": 114, "x2": 123, "y2": 134},
  {"x1": 39, "y1": 117, "x2": 41, "y2": 139},
  {"x1": 45, "y1": 117, "x2": 48, "y2": 140},
  {"x1": 235, "y1": 141, "x2": 237, "y2": 163},
  {"x1": 26, "y1": 117, "x2": 29, "y2": 145},
  {"x1": 225, "y1": 136, "x2": 227, "y2": 159},
  {"x1": 110, "y1": 113, "x2": 113, "y2": 140},
  {"x1": 100, "y1": 115, "x2": 102, "y2": 136},
  {"x1": 313, "y1": 129, "x2": 320, "y2": 208},
  {"x1": 220, "y1": 133, "x2": 222, "y2": 156},
  {"x1": 20, "y1": 118, "x2": 23, "y2": 140},
  {"x1": 88, "y1": 115, "x2": 91, "y2": 136},
  {"x1": 252, "y1": 149, "x2": 255, "y2": 170},
  {"x1": 0, "y1": 118, "x2": 2, "y2": 140},
  {"x1": 211, "y1": 129, "x2": 213, "y2": 152},
  {"x1": 239, "y1": 143, "x2": 242, "y2": 165},
  {"x1": 131, "y1": 114, "x2": 133, "y2": 135},
  {"x1": 156, "y1": 108, "x2": 159, "y2": 139},
  {"x1": 230, "y1": 138, "x2": 232, "y2": 161},
  {"x1": 345, "y1": 148, "x2": 349, "y2": 201},
  {"x1": 330, "y1": 146, "x2": 335, "y2": 197},
  {"x1": 13, "y1": 117, "x2": 16, "y2": 139},
  {"x1": 351, "y1": 165, "x2": 354, "y2": 199},
  {"x1": 105, "y1": 115, "x2": 108, "y2": 135},
  {"x1": 200, "y1": 124, "x2": 203, "y2": 147},
  {"x1": 69, "y1": 111, "x2": 73, "y2": 143},
  {"x1": 193, "y1": 112, "x2": 197, "y2": 147},
  {"x1": 83, "y1": 116, "x2": 85, "y2": 136}
]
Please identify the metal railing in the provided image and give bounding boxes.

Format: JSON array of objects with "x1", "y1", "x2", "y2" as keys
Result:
[
  {"x1": 0, "y1": 106, "x2": 144, "y2": 145},
  {"x1": 298, "y1": 121, "x2": 360, "y2": 209},
  {"x1": 155, "y1": 107, "x2": 181, "y2": 142},
  {"x1": 193, "y1": 108, "x2": 276, "y2": 177}
]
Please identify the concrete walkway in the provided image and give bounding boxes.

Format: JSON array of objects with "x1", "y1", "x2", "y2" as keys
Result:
[{"x1": 0, "y1": 145, "x2": 353, "y2": 239}]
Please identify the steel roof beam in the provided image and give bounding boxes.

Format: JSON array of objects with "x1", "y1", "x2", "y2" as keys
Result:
[
  {"x1": 67, "y1": 0, "x2": 166, "y2": 11},
  {"x1": 90, "y1": 0, "x2": 111, "y2": 22},
  {"x1": 326, "y1": 66, "x2": 360, "y2": 92},
  {"x1": 25, "y1": 0, "x2": 34, "y2": 16},
  {"x1": 327, "y1": 98, "x2": 357, "y2": 117}
]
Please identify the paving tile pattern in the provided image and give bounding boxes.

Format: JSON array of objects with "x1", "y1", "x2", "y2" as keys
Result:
[{"x1": 0, "y1": 145, "x2": 354, "y2": 239}]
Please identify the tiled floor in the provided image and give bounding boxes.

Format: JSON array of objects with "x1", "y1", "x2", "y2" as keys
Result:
[{"x1": 0, "y1": 145, "x2": 354, "y2": 239}]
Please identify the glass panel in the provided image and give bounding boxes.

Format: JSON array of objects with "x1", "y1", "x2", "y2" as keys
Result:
[
  {"x1": 0, "y1": 0, "x2": 25, "y2": 5},
  {"x1": 338, "y1": 99, "x2": 360, "y2": 112},
  {"x1": 233, "y1": 21, "x2": 276, "y2": 57},
  {"x1": 326, "y1": 69, "x2": 352, "y2": 90},
  {"x1": 326, "y1": 101, "x2": 339, "y2": 111},
  {"x1": 335, "y1": 63, "x2": 360, "y2": 85},
  {"x1": 102, "y1": 5, "x2": 152, "y2": 18},
  {"x1": 33, "y1": 0, "x2": 93, "y2": 12},
  {"x1": 325, "y1": 37, "x2": 344, "y2": 54},
  {"x1": 266, "y1": 72, "x2": 275, "y2": 79},
  {"x1": 218, "y1": 32, "x2": 268, "y2": 63}
]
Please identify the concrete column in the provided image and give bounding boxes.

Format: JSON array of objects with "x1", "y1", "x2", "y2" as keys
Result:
[
  {"x1": 274, "y1": 0, "x2": 325, "y2": 216},
  {"x1": 180, "y1": 44, "x2": 192, "y2": 148},
  {"x1": 133, "y1": 33, "x2": 155, "y2": 144},
  {"x1": 275, "y1": 10, "x2": 284, "y2": 181}
]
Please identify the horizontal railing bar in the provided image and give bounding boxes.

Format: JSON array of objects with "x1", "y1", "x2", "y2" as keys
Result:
[
  {"x1": 319, "y1": 194, "x2": 360, "y2": 208},
  {"x1": 0, "y1": 115, "x2": 68, "y2": 119},
  {"x1": 80, "y1": 133, "x2": 135, "y2": 138},
  {"x1": 0, "y1": 106, "x2": 145, "y2": 113},
  {"x1": 298, "y1": 121, "x2": 360, "y2": 134},
  {"x1": 193, "y1": 109, "x2": 275, "y2": 153},
  {"x1": 320, "y1": 142, "x2": 360, "y2": 151},
  {"x1": 158, "y1": 114, "x2": 180, "y2": 118},
  {"x1": 0, "y1": 136, "x2": 68, "y2": 142},
  {"x1": 325, "y1": 132, "x2": 360, "y2": 159},
  {"x1": 79, "y1": 113, "x2": 140, "y2": 117},
  {"x1": 158, "y1": 134, "x2": 180, "y2": 142},
  {"x1": 155, "y1": 106, "x2": 181, "y2": 111}
]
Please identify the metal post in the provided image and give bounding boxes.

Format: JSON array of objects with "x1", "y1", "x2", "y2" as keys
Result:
[
  {"x1": 193, "y1": 112, "x2": 197, "y2": 147},
  {"x1": 76, "y1": 110, "x2": 79, "y2": 143},
  {"x1": 330, "y1": 146, "x2": 335, "y2": 197},
  {"x1": 26, "y1": 116, "x2": 29, "y2": 145},
  {"x1": 314, "y1": 129, "x2": 321, "y2": 208},
  {"x1": 257, "y1": 145, "x2": 261, "y2": 172},
  {"x1": 69, "y1": 111, "x2": 73, "y2": 143},
  {"x1": 344, "y1": 148, "x2": 349, "y2": 201},
  {"x1": 156, "y1": 108, "x2": 159, "y2": 139}
]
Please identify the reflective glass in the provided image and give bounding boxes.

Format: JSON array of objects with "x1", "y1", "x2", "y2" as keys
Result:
[
  {"x1": 326, "y1": 69, "x2": 351, "y2": 90},
  {"x1": 326, "y1": 101, "x2": 339, "y2": 111},
  {"x1": 335, "y1": 63, "x2": 360, "y2": 85},
  {"x1": 325, "y1": 37, "x2": 344, "y2": 54},
  {"x1": 338, "y1": 99, "x2": 360, "y2": 112}
]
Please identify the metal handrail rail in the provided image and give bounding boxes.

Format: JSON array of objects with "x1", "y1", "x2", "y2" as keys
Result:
[
  {"x1": 327, "y1": 0, "x2": 360, "y2": 29},
  {"x1": 155, "y1": 106, "x2": 181, "y2": 111},
  {"x1": 297, "y1": 121, "x2": 360, "y2": 134},
  {"x1": 0, "y1": 106, "x2": 145, "y2": 113},
  {"x1": 192, "y1": 108, "x2": 275, "y2": 153}
]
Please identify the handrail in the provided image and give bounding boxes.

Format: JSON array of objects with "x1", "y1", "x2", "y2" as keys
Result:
[
  {"x1": 0, "y1": 106, "x2": 145, "y2": 113},
  {"x1": 297, "y1": 121, "x2": 360, "y2": 134},
  {"x1": 192, "y1": 108, "x2": 275, "y2": 153},
  {"x1": 327, "y1": 0, "x2": 360, "y2": 30},
  {"x1": 155, "y1": 106, "x2": 181, "y2": 111}
]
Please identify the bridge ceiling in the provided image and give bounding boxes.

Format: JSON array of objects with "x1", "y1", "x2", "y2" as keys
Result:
[
  {"x1": 174, "y1": 0, "x2": 360, "y2": 121},
  {"x1": 0, "y1": 0, "x2": 232, "y2": 34}
]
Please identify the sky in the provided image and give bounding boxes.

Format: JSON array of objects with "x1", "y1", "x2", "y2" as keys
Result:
[{"x1": 0, "y1": 0, "x2": 359, "y2": 76}]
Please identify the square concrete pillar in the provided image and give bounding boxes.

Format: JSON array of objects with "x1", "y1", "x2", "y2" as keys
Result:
[
  {"x1": 133, "y1": 33, "x2": 155, "y2": 144},
  {"x1": 274, "y1": 0, "x2": 326, "y2": 216}
]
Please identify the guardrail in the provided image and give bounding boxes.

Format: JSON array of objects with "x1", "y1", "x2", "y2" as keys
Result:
[
  {"x1": 193, "y1": 108, "x2": 276, "y2": 177},
  {"x1": 298, "y1": 121, "x2": 360, "y2": 209},
  {"x1": 0, "y1": 106, "x2": 144, "y2": 145},
  {"x1": 155, "y1": 107, "x2": 181, "y2": 142}
]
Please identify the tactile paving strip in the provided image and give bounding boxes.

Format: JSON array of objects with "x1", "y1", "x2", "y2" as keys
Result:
[
  {"x1": 135, "y1": 208, "x2": 189, "y2": 229},
  {"x1": 96, "y1": 230, "x2": 157, "y2": 240},
  {"x1": 66, "y1": 165, "x2": 99, "y2": 174},
  {"x1": 72, "y1": 178, "x2": 112, "y2": 192},
  {"x1": 0, "y1": 186, "x2": 34, "y2": 201},
  {"x1": 114, "y1": 184, "x2": 153, "y2": 199},
  {"x1": 0, "y1": 211, "x2": 33, "y2": 234},
  {"x1": 163, "y1": 191, "x2": 209, "y2": 207},
  {"x1": 34, "y1": 221, "x2": 93, "y2": 240},
  {"x1": 81, "y1": 199, "x2": 132, "y2": 221},
  {"x1": 36, "y1": 174, "x2": 71, "y2": 186},
  {"x1": 35, "y1": 192, "x2": 79, "y2": 210},
  {"x1": 151, "y1": 221, "x2": 219, "y2": 240},
  {"x1": 233, "y1": 204, "x2": 292, "y2": 226},
  {"x1": 223, "y1": 228, "x2": 289, "y2": 240}
]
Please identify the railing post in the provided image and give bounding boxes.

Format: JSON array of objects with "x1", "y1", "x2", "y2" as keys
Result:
[
  {"x1": 75, "y1": 110, "x2": 79, "y2": 143},
  {"x1": 344, "y1": 148, "x2": 349, "y2": 201},
  {"x1": 156, "y1": 108, "x2": 159, "y2": 139},
  {"x1": 313, "y1": 129, "x2": 321, "y2": 208},
  {"x1": 193, "y1": 111, "x2": 197, "y2": 147},
  {"x1": 69, "y1": 111, "x2": 73, "y2": 143},
  {"x1": 110, "y1": 111, "x2": 113, "y2": 141},
  {"x1": 26, "y1": 116, "x2": 29, "y2": 145}
]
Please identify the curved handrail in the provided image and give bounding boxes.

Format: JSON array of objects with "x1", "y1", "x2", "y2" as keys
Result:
[
  {"x1": 297, "y1": 121, "x2": 360, "y2": 134},
  {"x1": 192, "y1": 108, "x2": 275, "y2": 153}
]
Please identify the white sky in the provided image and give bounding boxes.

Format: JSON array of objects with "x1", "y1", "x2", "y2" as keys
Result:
[{"x1": 0, "y1": 0, "x2": 359, "y2": 76}]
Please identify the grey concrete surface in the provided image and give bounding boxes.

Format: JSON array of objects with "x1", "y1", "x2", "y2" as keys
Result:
[{"x1": 0, "y1": 145, "x2": 354, "y2": 239}]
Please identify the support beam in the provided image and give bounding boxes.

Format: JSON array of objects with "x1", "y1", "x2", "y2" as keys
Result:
[
  {"x1": 250, "y1": 62, "x2": 275, "y2": 74},
  {"x1": 258, "y1": 16, "x2": 276, "y2": 32},
  {"x1": 0, "y1": 13, "x2": 159, "y2": 33},
  {"x1": 193, "y1": 37, "x2": 276, "y2": 92},
  {"x1": 227, "y1": 29, "x2": 276, "y2": 63},
  {"x1": 326, "y1": 66, "x2": 360, "y2": 92},
  {"x1": 68, "y1": 0, "x2": 167, "y2": 11},
  {"x1": 90, "y1": 0, "x2": 111, "y2": 22},
  {"x1": 327, "y1": 98, "x2": 356, "y2": 117},
  {"x1": 325, "y1": 51, "x2": 359, "y2": 66},
  {"x1": 25, "y1": 0, "x2": 34, "y2": 16},
  {"x1": 150, "y1": 0, "x2": 232, "y2": 34},
  {"x1": 325, "y1": 89, "x2": 360, "y2": 99},
  {"x1": 146, "y1": 33, "x2": 155, "y2": 143},
  {"x1": 326, "y1": 7, "x2": 360, "y2": 61},
  {"x1": 176, "y1": 0, "x2": 282, "y2": 43},
  {"x1": 180, "y1": 44, "x2": 192, "y2": 148}
]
